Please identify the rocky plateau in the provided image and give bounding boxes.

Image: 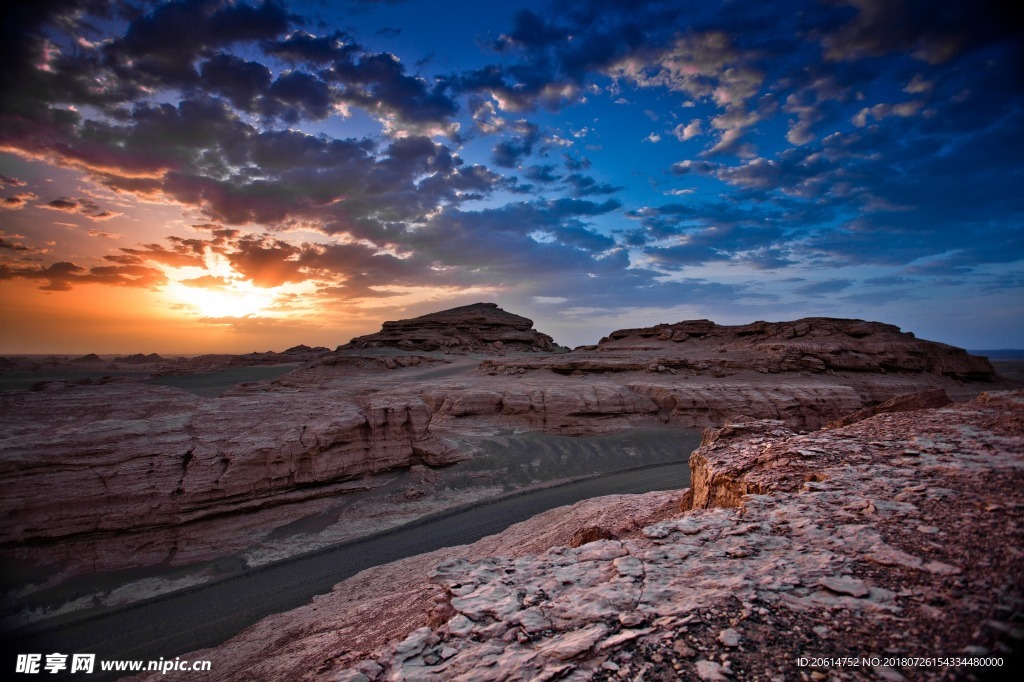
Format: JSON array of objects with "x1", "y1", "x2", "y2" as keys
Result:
[
  {"x1": 134, "y1": 390, "x2": 1024, "y2": 682},
  {"x1": 0, "y1": 303, "x2": 1017, "y2": 631},
  {"x1": 341, "y1": 302, "x2": 563, "y2": 354}
]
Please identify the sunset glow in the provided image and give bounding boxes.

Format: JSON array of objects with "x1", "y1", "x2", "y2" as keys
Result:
[
  {"x1": 163, "y1": 280, "x2": 278, "y2": 319},
  {"x1": 0, "y1": 1, "x2": 1021, "y2": 354}
]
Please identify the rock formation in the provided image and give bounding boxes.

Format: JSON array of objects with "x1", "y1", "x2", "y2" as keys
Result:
[
  {"x1": 824, "y1": 387, "x2": 952, "y2": 429},
  {"x1": 341, "y1": 302, "x2": 563, "y2": 354},
  {"x1": 169, "y1": 391, "x2": 1023, "y2": 681},
  {"x1": 112, "y1": 353, "x2": 165, "y2": 364},
  {"x1": 70, "y1": 353, "x2": 103, "y2": 364},
  {"x1": 494, "y1": 317, "x2": 995, "y2": 381},
  {"x1": 1, "y1": 306, "x2": 1012, "y2": 622},
  {"x1": 0, "y1": 383, "x2": 463, "y2": 574}
]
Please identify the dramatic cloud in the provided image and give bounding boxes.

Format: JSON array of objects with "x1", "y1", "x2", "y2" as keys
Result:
[
  {"x1": 0, "y1": 261, "x2": 167, "y2": 291},
  {"x1": 0, "y1": 0, "x2": 1020, "y2": 350}
]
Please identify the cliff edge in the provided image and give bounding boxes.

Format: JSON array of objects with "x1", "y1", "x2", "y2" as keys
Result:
[{"x1": 154, "y1": 390, "x2": 1023, "y2": 681}]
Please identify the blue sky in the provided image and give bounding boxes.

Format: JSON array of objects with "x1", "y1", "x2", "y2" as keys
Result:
[{"x1": 0, "y1": 0, "x2": 1021, "y2": 352}]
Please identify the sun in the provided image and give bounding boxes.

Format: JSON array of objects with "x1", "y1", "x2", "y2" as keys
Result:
[{"x1": 164, "y1": 280, "x2": 277, "y2": 318}]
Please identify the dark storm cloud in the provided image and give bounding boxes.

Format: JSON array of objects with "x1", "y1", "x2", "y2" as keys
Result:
[
  {"x1": 325, "y1": 52, "x2": 459, "y2": 134},
  {"x1": 1, "y1": 0, "x2": 459, "y2": 137},
  {"x1": 264, "y1": 70, "x2": 337, "y2": 122},
  {"x1": 524, "y1": 164, "x2": 560, "y2": 184},
  {"x1": 490, "y1": 121, "x2": 541, "y2": 168},
  {"x1": 265, "y1": 30, "x2": 358, "y2": 64},
  {"x1": 199, "y1": 53, "x2": 274, "y2": 110},
  {"x1": 1, "y1": 85, "x2": 491, "y2": 233},
  {"x1": 107, "y1": 0, "x2": 292, "y2": 88},
  {"x1": 820, "y1": 0, "x2": 1022, "y2": 66},
  {"x1": 199, "y1": 30, "x2": 454, "y2": 129}
]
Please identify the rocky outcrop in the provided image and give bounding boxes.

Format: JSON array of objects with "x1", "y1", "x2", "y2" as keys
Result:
[
  {"x1": 422, "y1": 383, "x2": 661, "y2": 435},
  {"x1": 70, "y1": 353, "x2": 103, "y2": 364},
  {"x1": 162, "y1": 391, "x2": 1024, "y2": 682},
  {"x1": 341, "y1": 302, "x2": 563, "y2": 354},
  {"x1": 453, "y1": 316, "x2": 1000, "y2": 433},
  {"x1": 506, "y1": 317, "x2": 995, "y2": 380},
  {"x1": 824, "y1": 387, "x2": 952, "y2": 429},
  {"x1": 420, "y1": 376, "x2": 976, "y2": 433},
  {"x1": 112, "y1": 353, "x2": 164, "y2": 364},
  {"x1": 3, "y1": 307, "x2": 1013, "y2": 619},
  {"x1": 129, "y1": 492, "x2": 685, "y2": 682},
  {"x1": 0, "y1": 383, "x2": 462, "y2": 574}
]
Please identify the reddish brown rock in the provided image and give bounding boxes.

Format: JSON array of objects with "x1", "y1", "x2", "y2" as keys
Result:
[
  {"x1": 825, "y1": 387, "x2": 952, "y2": 429},
  {"x1": 2, "y1": 306, "x2": 1011, "y2": 616},
  {"x1": 569, "y1": 525, "x2": 618, "y2": 547},
  {"x1": 462, "y1": 316, "x2": 999, "y2": 432},
  {"x1": 0, "y1": 382, "x2": 461, "y2": 574},
  {"x1": 501, "y1": 317, "x2": 995, "y2": 381},
  {"x1": 160, "y1": 391, "x2": 1024, "y2": 682},
  {"x1": 341, "y1": 302, "x2": 563, "y2": 354},
  {"x1": 129, "y1": 491, "x2": 683, "y2": 682},
  {"x1": 422, "y1": 382, "x2": 661, "y2": 435}
]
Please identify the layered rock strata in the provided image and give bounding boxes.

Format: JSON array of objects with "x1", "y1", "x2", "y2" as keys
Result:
[
  {"x1": 489, "y1": 317, "x2": 994, "y2": 381},
  {"x1": 1, "y1": 309, "x2": 1008, "y2": 596},
  {"x1": 341, "y1": 302, "x2": 562, "y2": 353},
  {"x1": 168, "y1": 391, "x2": 1024, "y2": 681},
  {"x1": 0, "y1": 382, "x2": 461, "y2": 573},
  {"x1": 419, "y1": 374, "x2": 988, "y2": 434}
]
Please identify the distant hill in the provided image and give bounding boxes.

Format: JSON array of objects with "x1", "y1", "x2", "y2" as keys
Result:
[
  {"x1": 969, "y1": 349, "x2": 1024, "y2": 360},
  {"x1": 341, "y1": 302, "x2": 564, "y2": 354}
]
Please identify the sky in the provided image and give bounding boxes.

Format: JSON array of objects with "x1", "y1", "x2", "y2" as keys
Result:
[{"x1": 0, "y1": 0, "x2": 1021, "y2": 354}]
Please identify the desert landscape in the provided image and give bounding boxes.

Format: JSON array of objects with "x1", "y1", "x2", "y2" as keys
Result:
[
  {"x1": 2, "y1": 303, "x2": 1021, "y2": 680},
  {"x1": 3, "y1": 1, "x2": 1022, "y2": 679}
]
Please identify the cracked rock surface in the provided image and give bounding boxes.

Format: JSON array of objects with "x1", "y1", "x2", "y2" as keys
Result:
[{"x1": 174, "y1": 390, "x2": 1022, "y2": 682}]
